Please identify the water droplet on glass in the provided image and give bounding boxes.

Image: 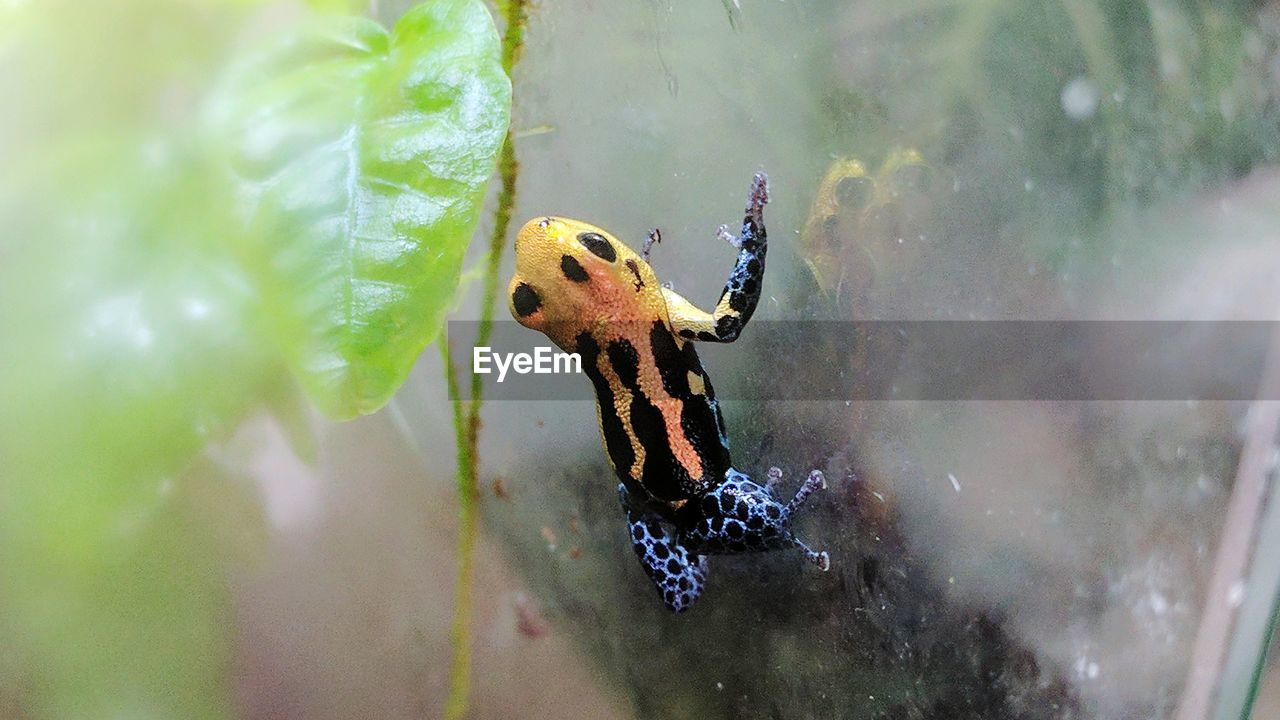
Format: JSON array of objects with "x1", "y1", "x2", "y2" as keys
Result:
[{"x1": 1061, "y1": 76, "x2": 1100, "y2": 120}]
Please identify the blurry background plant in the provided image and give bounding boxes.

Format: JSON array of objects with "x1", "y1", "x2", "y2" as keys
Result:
[
  {"x1": 805, "y1": 0, "x2": 1280, "y2": 314},
  {"x1": 0, "y1": 1, "x2": 508, "y2": 718}
]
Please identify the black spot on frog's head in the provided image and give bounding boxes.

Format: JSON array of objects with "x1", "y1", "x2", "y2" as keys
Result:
[
  {"x1": 625, "y1": 259, "x2": 645, "y2": 290},
  {"x1": 578, "y1": 232, "x2": 617, "y2": 262},
  {"x1": 561, "y1": 254, "x2": 590, "y2": 283},
  {"x1": 512, "y1": 218, "x2": 656, "y2": 307},
  {"x1": 508, "y1": 274, "x2": 547, "y2": 329},
  {"x1": 511, "y1": 283, "x2": 541, "y2": 318}
]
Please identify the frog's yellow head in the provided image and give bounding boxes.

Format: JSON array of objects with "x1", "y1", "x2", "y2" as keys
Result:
[{"x1": 508, "y1": 217, "x2": 664, "y2": 346}]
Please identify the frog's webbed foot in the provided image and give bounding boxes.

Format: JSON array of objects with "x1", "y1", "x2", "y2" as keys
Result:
[
  {"x1": 716, "y1": 171, "x2": 769, "y2": 250},
  {"x1": 716, "y1": 223, "x2": 740, "y2": 249},
  {"x1": 642, "y1": 228, "x2": 662, "y2": 263},
  {"x1": 685, "y1": 469, "x2": 830, "y2": 572},
  {"x1": 765, "y1": 465, "x2": 784, "y2": 494},
  {"x1": 786, "y1": 469, "x2": 827, "y2": 515},
  {"x1": 662, "y1": 172, "x2": 769, "y2": 344},
  {"x1": 618, "y1": 484, "x2": 707, "y2": 613},
  {"x1": 789, "y1": 470, "x2": 831, "y2": 570}
]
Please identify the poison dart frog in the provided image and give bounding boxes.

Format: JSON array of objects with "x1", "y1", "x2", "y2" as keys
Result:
[{"x1": 507, "y1": 172, "x2": 829, "y2": 612}]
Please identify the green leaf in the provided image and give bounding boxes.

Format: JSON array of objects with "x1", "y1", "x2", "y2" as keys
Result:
[
  {"x1": 218, "y1": 0, "x2": 511, "y2": 419},
  {"x1": 0, "y1": 4, "x2": 274, "y2": 717},
  {"x1": 1, "y1": 1, "x2": 510, "y2": 716},
  {"x1": 1, "y1": 144, "x2": 271, "y2": 720}
]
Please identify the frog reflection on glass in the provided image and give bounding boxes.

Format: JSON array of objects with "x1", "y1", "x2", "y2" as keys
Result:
[
  {"x1": 799, "y1": 149, "x2": 929, "y2": 302},
  {"x1": 507, "y1": 172, "x2": 829, "y2": 612}
]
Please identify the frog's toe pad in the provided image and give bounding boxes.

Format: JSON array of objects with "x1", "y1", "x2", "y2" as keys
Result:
[
  {"x1": 749, "y1": 171, "x2": 770, "y2": 207},
  {"x1": 796, "y1": 540, "x2": 830, "y2": 572}
]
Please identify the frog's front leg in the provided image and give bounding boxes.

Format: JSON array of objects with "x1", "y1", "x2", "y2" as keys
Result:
[
  {"x1": 618, "y1": 484, "x2": 708, "y2": 612},
  {"x1": 663, "y1": 171, "x2": 769, "y2": 343},
  {"x1": 642, "y1": 227, "x2": 661, "y2": 262},
  {"x1": 683, "y1": 469, "x2": 830, "y2": 571}
]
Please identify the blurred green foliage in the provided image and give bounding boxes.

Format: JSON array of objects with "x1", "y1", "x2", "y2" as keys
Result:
[
  {"x1": 828, "y1": 0, "x2": 1279, "y2": 267},
  {"x1": 0, "y1": 0, "x2": 508, "y2": 717},
  {"x1": 216, "y1": 4, "x2": 510, "y2": 418}
]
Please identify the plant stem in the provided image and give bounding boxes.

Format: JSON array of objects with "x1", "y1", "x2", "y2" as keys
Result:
[
  {"x1": 441, "y1": 337, "x2": 478, "y2": 720},
  {"x1": 466, "y1": 137, "x2": 520, "y2": 450},
  {"x1": 442, "y1": 1, "x2": 527, "y2": 718}
]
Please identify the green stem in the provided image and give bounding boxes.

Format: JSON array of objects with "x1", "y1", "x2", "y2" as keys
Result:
[
  {"x1": 442, "y1": 1, "x2": 527, "y2": 718},
  {"x1": 465, "y1": 138, "x2": 518, "y2": 447},
  {"x1": 441, "y1": 338, "x2": 477, "y2": 720}
]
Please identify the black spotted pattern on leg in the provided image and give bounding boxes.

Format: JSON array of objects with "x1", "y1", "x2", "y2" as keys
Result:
[
  {"x1": 682, "y1": 467, "x2": 831, "y2": 573},
  {"x1": 619, "y1": 484, "x2": 707, "y2": 613},
  {"x1": 684, "y1": 471, "x2": 793, "y2": 554},
  {"x1": 705, "y1": 172, "x2": 769, "y2": 342}
]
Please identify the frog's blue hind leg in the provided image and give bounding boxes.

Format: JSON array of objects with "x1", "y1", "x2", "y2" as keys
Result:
[
  {"x1": 684, "y1": 469, "x2": 830, "y2": 571},
  {"x1": 618, "y1": 484, "x2": 707, "y2": 613}
]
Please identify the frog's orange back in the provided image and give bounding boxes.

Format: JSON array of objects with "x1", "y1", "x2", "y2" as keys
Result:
[{"x1": 507, "y1": 216, "x2": 729, "y2": 505}]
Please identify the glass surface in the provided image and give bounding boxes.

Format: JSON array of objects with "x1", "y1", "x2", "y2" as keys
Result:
[
  {"x1": 399, "y1": 1, "x2": 1280, "y2": 718},
  {"x1": 5, "y1": 0, "x2": 1280, "y2": 718}
]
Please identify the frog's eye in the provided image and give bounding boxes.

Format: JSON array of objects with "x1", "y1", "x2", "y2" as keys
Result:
[
  {"x1": 538, "y1": 217, "x2": 552, "y2": 229},
  {"x1": 512, "y1": 282, "x2": 542, "y2": 317},
  {"x1": 577, "y1": 232, "x2": 617, "y2": 262},
  {"x1": 835, "y1": 175, "x2": 872, "y2": 210}
]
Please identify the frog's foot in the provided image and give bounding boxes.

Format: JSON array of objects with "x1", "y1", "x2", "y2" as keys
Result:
[
  {"x1": 619, "y1": 484, "x2": 707, "y2": 613},
  {"x1": 785, "y1": 471, "x2": 830, "y2": 570},
  {"x1": 765, "y1": 466, "x2": 784, "y2": 495},
  {"x1": 794, "y1": 537, "x2": 831, "y2": 571},
  {"x1": 717, "y1": 172, "x2": 768, "y2": 250},
  {"x1": 643, "y1": 227, "x2": 662, "y2": 262},
  {"x1": 786, "y1": 470, "x2": 827, "y2": 515},
  {"x1": 684, "y1": 469, "x2": 830, "y2": 571},
  {"x1": 716, "y1": 223, "x2": 741, "y2": 249},
  {"x1": 742, "y1": 171, "x2": 769, "y2": 244}
]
